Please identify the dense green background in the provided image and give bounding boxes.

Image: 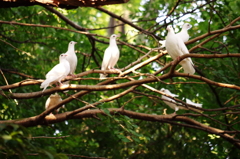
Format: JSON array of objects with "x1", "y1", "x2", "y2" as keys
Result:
[{"x1": 0, "y1": 0, "x2": 240, "y2": 158}]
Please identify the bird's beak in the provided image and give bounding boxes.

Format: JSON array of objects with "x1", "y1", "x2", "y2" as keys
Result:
[
  {"x1": 116, "y1": 34, "x2": 121, "y2": 38},
  {"x1": 74, "y1": 42, "x2": 77, "y2": 44}
]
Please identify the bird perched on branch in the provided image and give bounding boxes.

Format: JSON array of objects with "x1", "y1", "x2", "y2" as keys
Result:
[
  {"x1": 176, "y1": 23, "x2": 192, "y2": 43},
  {"x1": 65, "y1": 41, "x2": 77, "y2": 77},
  {"x1": 159, "y1": 23, "x2": 192, "y2": 48},
  {"x1": 160, "y1": 88, "x2": 180, "y2": 113},
  {"x1": 100, "y1": 34, "x2": 120, "y2": 80},
  {"x1": 40, "y1": 54, "x2": 70, "y2": 91},
  {"x1": 45, "y1": 93, "x2": 65, "y2": 115},
  {"x1": 165, "y1": 25, "x2": 195, "y2": 74},
  {"x1": 160, "y1": 88, "x2": 203, "y2": 113},
  {"x1": 186, "y1": 98, "x2": 202, "y2": 108}
]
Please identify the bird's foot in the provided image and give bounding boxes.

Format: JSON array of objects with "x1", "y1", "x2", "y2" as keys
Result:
[
  {"x1": 70, "y1": 74, "x2": 77, "y2": 78},
  {"x1": 111, "y1": 68, "x2": 118, "y2": 71},
  {"x1": 67, "y1": 74, "x2": 77, "y2": 78},
  {"x1": 72, "y1": 74, "x2": 77, "y2": 78}
]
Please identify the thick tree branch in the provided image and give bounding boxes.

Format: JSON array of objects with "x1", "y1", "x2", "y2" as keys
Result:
[
  {"x1": 4, "y1": 72, "x2": 239, "y2": 99},
  {"x1": 2, "y1": 108, "x2": 240, "y2": 149}
]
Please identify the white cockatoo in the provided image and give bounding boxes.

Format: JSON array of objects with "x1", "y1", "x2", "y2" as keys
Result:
[
  {"x1": 45, "y1": 93, "x2": 65, "y2": 114},
  {"x1": 65, "y1": 41, "x2": 77, "y2": 77},
  {"x1": 100, "y1": 34, "x2": 120, "y2": 80},
  {"x1": 165, "y1": 25, "x2": 195, "y2": 75},
  {"x1": 160, "y1": 88, "x2": 180, "y2": 113},
  {"x1": 40, "y1": 54, "x2": 70, "y2": 91}
]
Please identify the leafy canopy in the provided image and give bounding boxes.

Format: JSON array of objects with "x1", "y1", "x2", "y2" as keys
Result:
[{"x1": 0, "y1": 0, "x2": 240, "y2": 158}]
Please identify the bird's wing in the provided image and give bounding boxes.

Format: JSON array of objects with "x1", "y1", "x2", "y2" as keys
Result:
[
  {"x1": 166, "y1": 34, "x2": 183, "y2": 60},
  {"x1": 46, "y1": 63, "x2": 68, "y2": 79},
  {"x1": 65, "y1": 53, "x2": 77, "y2": 74},
  {"x1": 181, "y1": 60, "x2": 195, "y2": 74},
  {"x1": 176, "y1": 31, "x2": 189, "y2": 42},
  {"x1": 175, "y1": 38, "x2": 195, "y2": 74},
  {"x1": 101, "y1": 47, "x2": 112, "y2": 70},
  {"x1": 159, "y1": 40, "x2": 166, "y2": 48},
  {"x1": 186, "y1": 99, "x2": 202, "y2": 108},
  {"x1": 108, "y1": 47, "x2": 119, "y2": 68}
]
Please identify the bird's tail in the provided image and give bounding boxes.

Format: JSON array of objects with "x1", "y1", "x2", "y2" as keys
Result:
[
  {"x1": 193, "y1": 103, "x2": 202, "y2": 108},
  {"x1": 100, "y1": 74, "x2": 107, "y2": 80},
  {"x1": 40, "y1": 80, "x2": 49, "y2": 92},
  {"x1": 180, "y1": 59, "x2": 195, "y2": 75}
]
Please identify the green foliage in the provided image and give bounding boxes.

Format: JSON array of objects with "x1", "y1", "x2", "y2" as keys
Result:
[
  {"x1": 0, "y1": 0, "x2": 240, "y2": 158},
  {"x1": 0, "y1": 124, "x2": 68, "y2": 159}
]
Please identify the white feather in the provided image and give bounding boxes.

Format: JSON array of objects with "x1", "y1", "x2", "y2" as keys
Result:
[
  {"x1": 100, "y1": 34, "x2": 120, "y2": 80},
  {"x1": 159, "y1": 40, "x2": 166, "y2": 48},
  {"x1": 176, "y1": 23, "x2": 192, "y2": 42},
  {"x1": 159, "y1": 23, "x2": 191, "y2": 48},
  {"x1": 160, "y1": 88, "x2": 179, "y2": 112},
  {"x1": 40, "y1": 54, "x2": 70, "y2": 91},
  {"x1": 65, "y1": 41, "x2": 77, "y2": 75},
  {"x1": 165, "y1": 25, "x2": 195, "y2": 75},
  {"x1": 186, "y1": 98, "x2": 202, "y2": 108}
]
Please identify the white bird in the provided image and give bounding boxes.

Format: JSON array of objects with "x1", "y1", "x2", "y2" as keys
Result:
[
  {"x1": 45, "y1": 93, "x2": 65, "y2": 114},
  {"x1": 165, "y1": 25, "x2": 195, "y2": 75},
  {"x1": 100, "y1": 34, "x2": 120, "y2": 80},
  {"x1": 159, "y1": 23, "x2": 191, "y2": 48},
  {"x1": 160, "y1": 88, "x2": 180, "y2": 113},
  {"x1": 186, "y1": 98, "x2": 202, "y2": 108},
  {"x1": 159, "y1": 40, "x2": 166, "y2": 48},
  {"x1": 40, "y1": 54, "x2": 70, "y2": 91},
  {"x1": 65, "y1": 41, "x2": 77, "y2": 77},
  {"x1": 176, "y1": 23, "x2": 192, "y2": 43}
]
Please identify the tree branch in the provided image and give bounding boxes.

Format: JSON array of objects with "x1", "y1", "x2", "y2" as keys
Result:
[
  {"x1": 2, "y1": 108, "x2": 240, "y2": 149},
  {"x1": 95, "y1": 6, "x2": 160, "y2": 40}
]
